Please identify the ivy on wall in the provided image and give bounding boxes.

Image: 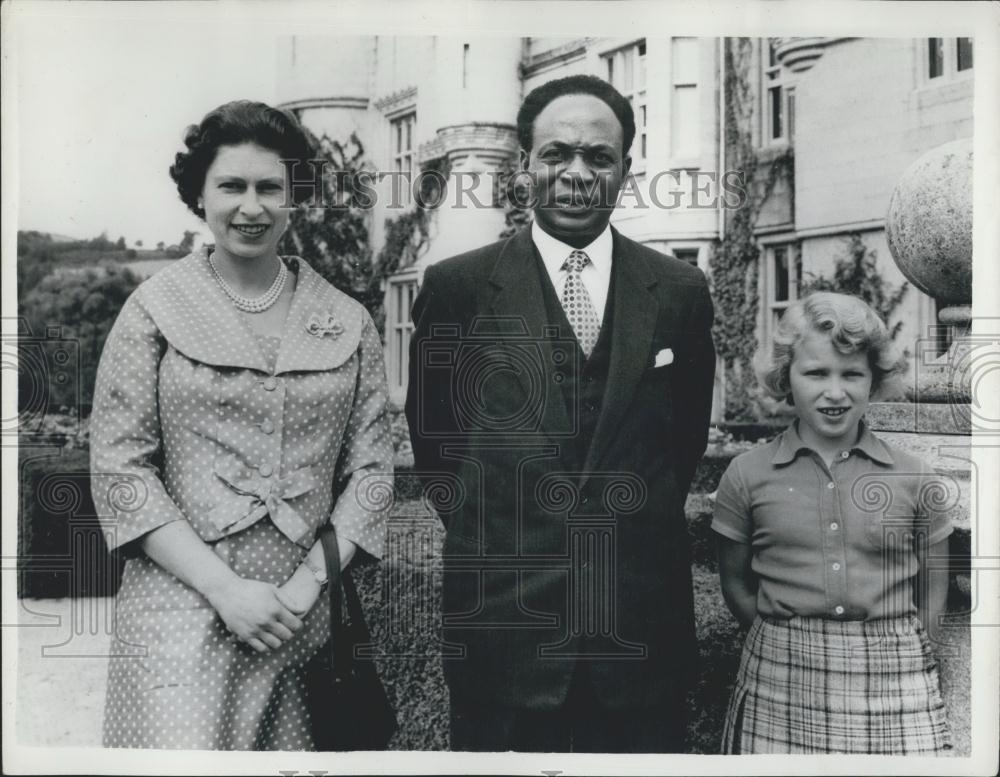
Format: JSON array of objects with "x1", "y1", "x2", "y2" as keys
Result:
[
  {"x1": 801, "y1": 232, "x2": 909, "y2": 340},
  {"x1": 280, "y1": 133, "x2": 437, "y2": 334},
  {"x1": 495, "y1": 156, "x2": 532, "y2": 239},
  {"x1": 279, "y1": 132, "x2": 379, "y2": 315},
  {"x1": 709, "y1": 38, "x2": 794, "y2": 421}
]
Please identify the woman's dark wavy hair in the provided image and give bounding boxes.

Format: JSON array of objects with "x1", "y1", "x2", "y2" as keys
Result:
[
  {"x1": 169, "y1": 100, "x2": 316, "y2": 219},
  {"x1": 516, "y1": 74, "x2": 636, "y2": 157}
]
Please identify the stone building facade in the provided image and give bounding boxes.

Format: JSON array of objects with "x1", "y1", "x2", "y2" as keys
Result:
[{"x1": 276, "y1": 36, "x2": 974, "y2": 413}]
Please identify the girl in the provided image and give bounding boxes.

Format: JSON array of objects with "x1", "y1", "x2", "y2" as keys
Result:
[{"x1": 712, "y1": 292, "x2": 953, "y2": 754}]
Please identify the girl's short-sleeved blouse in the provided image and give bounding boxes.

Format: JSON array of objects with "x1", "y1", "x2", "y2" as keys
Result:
[{"x1": 711, "y1": 421, "x2": 954, "y2": 621}]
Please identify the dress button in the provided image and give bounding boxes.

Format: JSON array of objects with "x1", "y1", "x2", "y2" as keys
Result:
[
  {"x1": 830, "y1": 522, "x2": 839, "y2": 531},
  {"x1": 261, "y1": 420, "x2": 275, "y2": 435},
  {"x1": 834, "y1": 605, "x2": 845, "y2": 615},
  {"x1": 832, "y1": 562, "x2": 841, "y2": 571},
  {"x1": 827, "y1": 482, "x2": 835, "y2": 489},
  {"x1": 263, "y1": 377, "x2": 278, "y2": 391},
  {"x1": 258, "y1": 464, "x2": 273, "y2": 477}
]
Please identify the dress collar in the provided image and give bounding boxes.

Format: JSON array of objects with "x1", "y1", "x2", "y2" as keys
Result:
[{"x1": 136, "y1": 246, "x2": 364, "y2": 374}]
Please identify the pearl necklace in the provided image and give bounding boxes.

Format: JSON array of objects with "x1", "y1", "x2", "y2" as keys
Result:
[{"x1": 208, "y1": 253, "x2": 288, "y2": 313}]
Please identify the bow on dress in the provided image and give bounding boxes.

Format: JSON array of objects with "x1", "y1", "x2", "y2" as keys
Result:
[{"x1": 207, "y1": 465, "x2": 321, "y2": 548}]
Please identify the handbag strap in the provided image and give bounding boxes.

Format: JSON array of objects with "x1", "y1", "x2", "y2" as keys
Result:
[{"x1": 317, "y1": 525, "x2": 372, "y2": 671}]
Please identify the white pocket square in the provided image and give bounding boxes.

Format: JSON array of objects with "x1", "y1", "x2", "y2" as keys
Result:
[{"x1": 653, "y1": 348, "x2": 674, "y2": 368}]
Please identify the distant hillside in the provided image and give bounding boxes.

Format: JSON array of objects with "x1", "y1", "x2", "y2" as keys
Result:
[{"x1": 17, "y1": 230, "x2": 180, "y2": 298}]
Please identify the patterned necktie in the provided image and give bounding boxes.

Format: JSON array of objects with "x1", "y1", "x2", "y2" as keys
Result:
[{"x1": 561, "y1": 250, "x2": 601, "y2": 358}]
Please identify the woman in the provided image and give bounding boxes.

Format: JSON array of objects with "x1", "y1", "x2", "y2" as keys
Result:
[{"x1": 90, "y1": 100, "x2": 393, "y2": 750}]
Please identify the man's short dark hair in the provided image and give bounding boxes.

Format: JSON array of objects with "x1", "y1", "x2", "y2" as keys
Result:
[{"x1": 516, "y1": 75, "x2": 636, "y2": 156}]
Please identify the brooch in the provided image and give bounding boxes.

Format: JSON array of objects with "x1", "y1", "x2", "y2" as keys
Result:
[{"x1": 305, "y1": 312, "x2": 344, "y2": 338}]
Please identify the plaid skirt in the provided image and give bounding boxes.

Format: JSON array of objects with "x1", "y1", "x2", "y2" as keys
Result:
[{"x1": 722, "y1": 614, "x2": 953, "y2": 755}]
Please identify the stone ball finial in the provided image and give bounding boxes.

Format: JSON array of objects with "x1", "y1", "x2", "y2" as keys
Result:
[{"x1": 885, "y1": 138, "x2": 972, "y2": 305}]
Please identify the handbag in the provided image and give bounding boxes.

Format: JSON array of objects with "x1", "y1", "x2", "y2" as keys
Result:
[{"x1": 304, "y1": 525, "x2": 398, "y2": 750}]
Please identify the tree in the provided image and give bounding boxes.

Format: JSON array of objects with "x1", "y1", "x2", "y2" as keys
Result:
[
  {"x1": 156, "y1": 241, "x2": 165, "y2": 251},
  {"x1": 279, "y1": 133, "x2": 378, "y2": 319},
  {"x1": 19, "y1": 262, "x2": 142, "y2": 414},
  {"x1": 800, "y1": 233, "x2": 909, "y2": 339},
  {"x1": 179, "y1": 230, "x2": 198, "y2": 254},
  {"x1": 135, "y1": 239, "x2": 143, "y2": 248},
  {"x1": 115, "y1": 236, "x2": 127, "y2": 250}
]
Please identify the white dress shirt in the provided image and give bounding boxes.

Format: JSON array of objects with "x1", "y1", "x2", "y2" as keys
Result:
[{"x1": 531, "y1": 221, "x2": 613, "y2": 324}]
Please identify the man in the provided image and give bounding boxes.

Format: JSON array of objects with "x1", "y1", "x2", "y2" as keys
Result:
[{"x1": 405, "y1": 75, "x2": 715, "y2": 752}]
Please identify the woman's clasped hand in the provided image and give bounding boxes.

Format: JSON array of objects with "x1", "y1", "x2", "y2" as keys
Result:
[{"x1": 206, "y1": 576, "x2": 305, "y2": 653}]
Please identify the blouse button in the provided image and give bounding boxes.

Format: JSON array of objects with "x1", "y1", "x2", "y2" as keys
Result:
[
  {"x1": 258, "y1": 464, "x2": 273, "y2": 478},
  {"x1": 827, "y1": 481, "x2": 835, "y2": 489},
  {"x1": 832, "y1": 562, "x2": 841, "y2": 571},
  {"x1": 830, "y1": 522, "x2": 839, "y2": 531},
  {"x1": 261, "y1": 420, "x2": 275, "y2": 435},
  {"x1": 840, "y1": 451, "x2": 849, "y2": 459},
  {"x1": 263, "y1": 377, "x2": 278, "y2": 391},
  {"x1": 834, "y1": 605, "x2": 845, "y2": 615}
]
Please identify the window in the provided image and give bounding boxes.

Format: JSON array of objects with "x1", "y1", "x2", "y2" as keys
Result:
[
  {"x1": 762, "y1": 38, "x2": 793, "y2": 145},
  {"x1": 926, "y1": 38, "x2": 973, "y2": 81},
  {"x1": 386, "y1": 274, "x2": 418, "y2": 399},
  {"x1": 390, "y1": 111, "x2": 416, "y2": 207},
  {"x1": 928, "y1": 38, "x2": 944, "y2": 79},
  {"x1": 604, "y1": 40, "x2": 647, "y2": 164},
  {"x1": 764, "y1": 244, "x2": 801, "y2": 340},
  {"x1": 672, "y1": 248, "x2": 700, "y2": 267},
  {"x1": 957, "y1": 37, "x2": 973, "y2": 71},
  {"x1": 670, "y1": 37, "x2": 699, "y2": 161}
]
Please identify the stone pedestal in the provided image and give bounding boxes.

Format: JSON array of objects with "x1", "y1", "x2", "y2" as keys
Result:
[{"x1": 868, "y1": 137, "x2": 973, "y2": 754}]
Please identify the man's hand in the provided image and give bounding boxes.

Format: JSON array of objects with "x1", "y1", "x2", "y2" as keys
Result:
[{"x1": 205, "y1": 577, "x2": 303, "y2": 653}]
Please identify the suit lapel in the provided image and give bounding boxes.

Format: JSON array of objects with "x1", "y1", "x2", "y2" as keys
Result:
[
  {"x1": 487, "y1": 229, "x2": 573, "y2": 448},
  {"x1": 581, "y1": 230, "x2": 658, "y2": 483}
]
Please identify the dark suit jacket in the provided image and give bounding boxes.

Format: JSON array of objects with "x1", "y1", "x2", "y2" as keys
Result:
[{"x1": 405, "y1": 226, "x2": 715, "y2": 710}]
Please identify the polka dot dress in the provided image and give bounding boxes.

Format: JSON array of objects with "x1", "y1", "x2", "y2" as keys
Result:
[
  {"x1": 561, "y1": 250, "x2": 602, "y2": 357},
  {"x1": 90, "y1": 250, "x2": 393, "y2": 750}
]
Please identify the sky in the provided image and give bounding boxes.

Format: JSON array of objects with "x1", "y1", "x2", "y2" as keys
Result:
[{"x1": 12, "y1": 5, "x2": 280, "y2": 248}]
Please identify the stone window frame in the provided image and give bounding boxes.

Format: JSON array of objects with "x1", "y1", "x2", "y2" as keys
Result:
[
  {"x1": 668, "y1": 36, "x2": 701, "y2": 166},
  {"x1": 923, "y1": 37, "x2": 974, "y2": 84},
  {"x1": 384, "y1": 268, "x2": 419, "y2": 405},
  {"x1": 761, "y1": 38, "x2": 794, "y2": 148},
  {"x1": 759, "y1": 238, "x2": 802, "y2": 346},
  {"x1": 601, "y1": 39, "x2": 648, "y2": 171},
  {"x1": 388, "y1": 110, "x2": 418, "y2": 209},
  {"x1": 668, "y1": 243, "x2": 710, "y2": 275}
]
